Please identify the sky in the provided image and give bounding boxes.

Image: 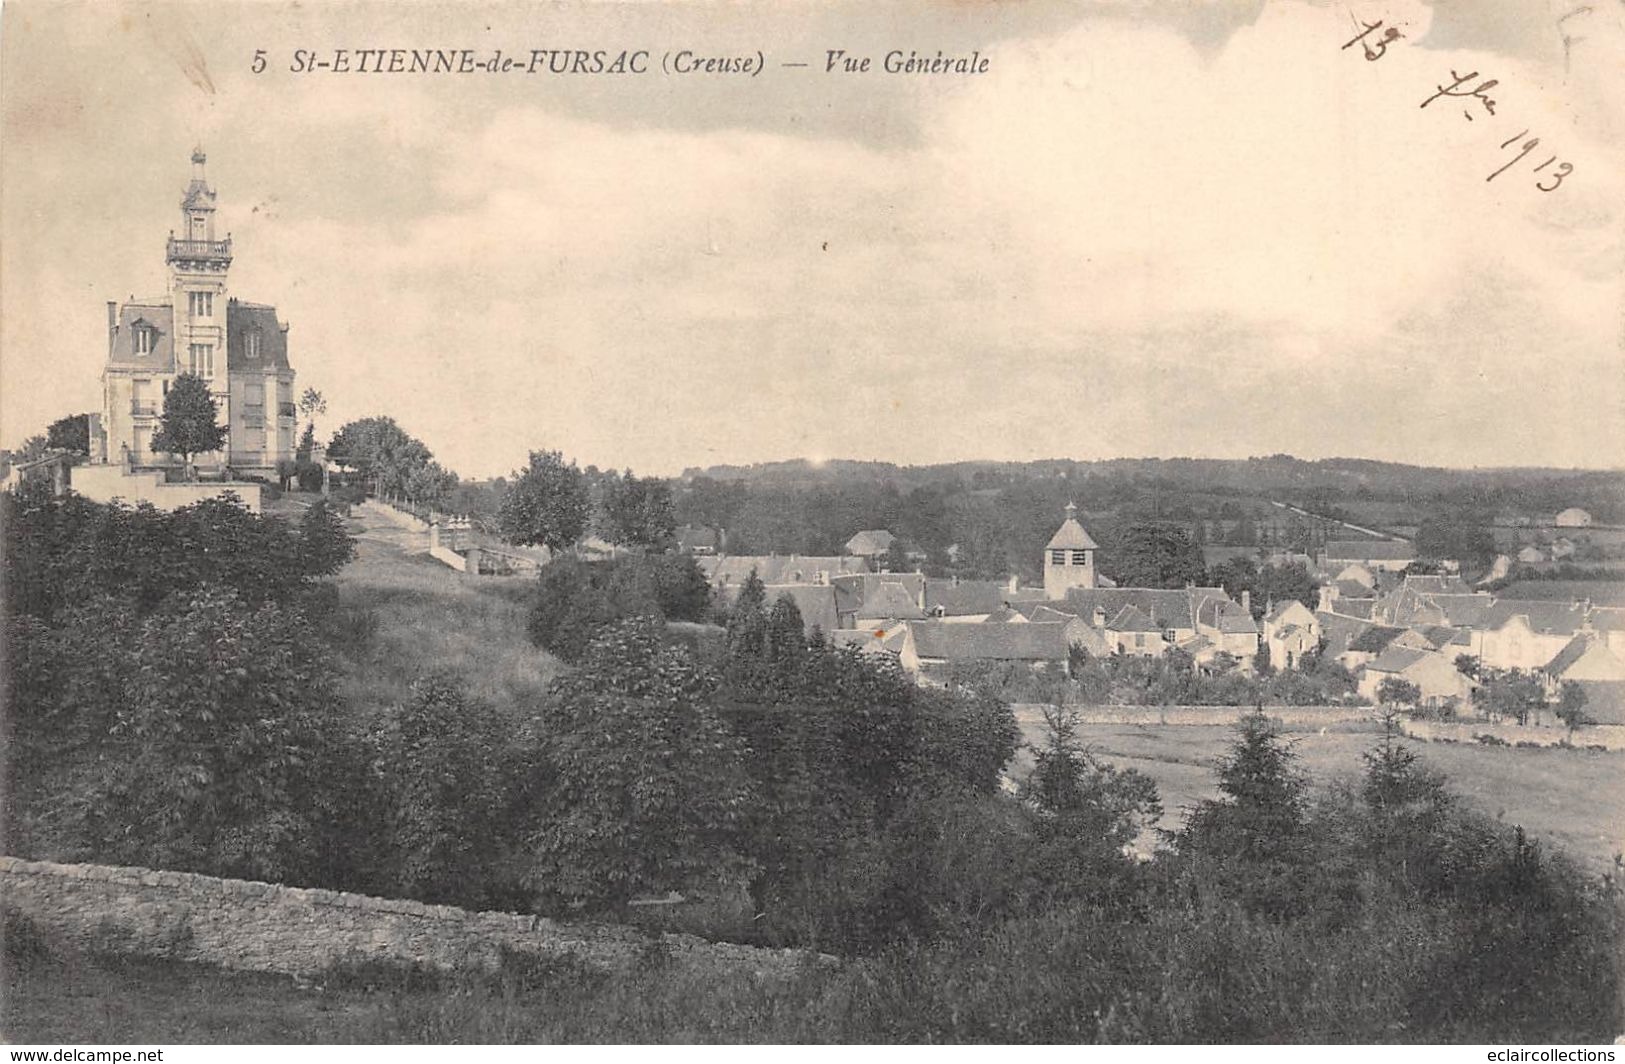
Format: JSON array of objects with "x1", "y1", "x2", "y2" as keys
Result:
[{"x1": 2, "y1": 0, "x2": 1623, "y2": 478}]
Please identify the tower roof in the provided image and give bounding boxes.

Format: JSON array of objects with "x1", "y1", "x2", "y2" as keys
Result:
[{"x1": 1046, "y1": 502, "x2": 1099, "y2": 550}]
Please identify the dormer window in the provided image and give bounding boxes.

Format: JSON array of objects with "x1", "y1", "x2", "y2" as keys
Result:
[
  {"x1": 245, "y1": 328, "x2": 262, "y2": 359},
  {"x1": 132, "y1": 326, "x2": 155, "y2": 355}
]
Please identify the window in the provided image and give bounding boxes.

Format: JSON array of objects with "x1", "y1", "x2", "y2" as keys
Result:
[
  {"x1": 188, "y1": 344, "x2": 215, "y2": 379},
  {"x1": 1071, "y1": 550, "x2": 1089, "y2": 565},
  {"x1": 1135, "y1": 633, "x2": 1146, "y2": 648},
  {"x1": 133, "y1": 327, "x2": 154, "y2": 355},
  {"x1": 243, "y1": 382, "x2": 265, "y2": 428},
  {"x1": 134, "y1": 426, "x2": 151, "y2": 458},
  {"x1": 187, "y1": 291, "x2": 214, "y2": 318},
  {"x1": 246, "y1": 329, "x2": 262, "y2": 359},
  {"x1": 1050, "y1": 550, "x2": 1067, "y2": 565}
]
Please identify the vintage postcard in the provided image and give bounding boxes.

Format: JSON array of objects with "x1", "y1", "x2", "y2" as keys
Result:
[{"x1": 2, "y1": 0, "x2": 1623, "y2": 1050}]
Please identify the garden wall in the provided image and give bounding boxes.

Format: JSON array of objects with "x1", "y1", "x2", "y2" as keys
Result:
[
  {"x1": 1399, "y1": 720, "x2": 1625, "y2": 751},
  {"x1": 0, "y1": 856, "x2": 815, "y2": 981},
  {"x1": 1012, "y1": 704, "x2": 1378, "y2": 728}
]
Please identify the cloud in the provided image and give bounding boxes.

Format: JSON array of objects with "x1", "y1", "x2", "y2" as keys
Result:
[{"x1": 2, "y1": 0, "x2": 1621, "y2": 475}]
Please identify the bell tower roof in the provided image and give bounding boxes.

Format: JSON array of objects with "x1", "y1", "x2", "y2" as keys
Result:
[{"x1": 1046, "y1": 502, "x2": 1099, "y2": 550}]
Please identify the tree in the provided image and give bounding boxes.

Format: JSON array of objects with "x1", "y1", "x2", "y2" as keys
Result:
[
  {"x1": 297, "y1": 499, "x2": 356, "y2": 576},
  {"x1": 498, "y1": 450, "x2": 589, "y2": 552},
  {"x1": 1377, "y1": 676, "x2": 1422, "y2": 713},
  {"x1": 45, "y1": 414, "x2": 91, "y2": 455},
  {"x1": 1555, "y1": 681, "x2": 1591, "y2": 738},
  {"x1": 598, "y1": 471, "x2": 676, "y2": 549},
  {"x1": 150, "y1": 373, "x2": 227, "y2": 478},
  {"x1": 1021, "y1": 704, "x2": 1161, "y2": 895},
  {"x1": 373, "y1": 673, "x2": 520, "y2": 909},
  {"x1": 527, "y1": 618, "x2": 752, "y2": 912},
  {"x1": 297, "y1": 387, "x2": 327, "y2": 449},
  {"x1": 1108, "y1": 521, "x2": 1205, "y2": 589}
]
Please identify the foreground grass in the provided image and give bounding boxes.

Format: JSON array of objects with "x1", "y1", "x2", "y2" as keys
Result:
[
  {"x1": 328, "y1": 510, "x2": 561, "y2": 718},
  {"x1": 1016, "y1": 721, "x2": 1625, "y2": 874}
]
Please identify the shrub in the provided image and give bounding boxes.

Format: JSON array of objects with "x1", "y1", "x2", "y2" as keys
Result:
[{"x1": 526, "y1": 618, "x2": 753, "y2": 913}]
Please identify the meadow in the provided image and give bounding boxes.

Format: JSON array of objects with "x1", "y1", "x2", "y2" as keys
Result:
[{"x1": 1013, "y1": 717, "x2": 1625, "y2": 875}]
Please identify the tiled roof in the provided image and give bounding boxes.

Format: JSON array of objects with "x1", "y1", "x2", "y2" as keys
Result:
[
  {"x1": 1315, "y1": 610, "x2": 1372, "y2": 654},
  {"x1": 1349, "y1": 625, "x2": 1409, "y2": 653},
  {"x1": 1046, "y1": 518, "x2": 1099, "y2": 551},
  {"x1": 1107, "y1": 604, "x2": 1159, "y2": 633},
  {"x1": 908, "y1": 620, "x2": 1071, "y2": 663},
  {"x1": 1196, "y1": 595, "x2": 1258, "y2": 634},
  {"x1": 984, "y1": 605, "x2": 1027, "y2": 624},
  {"x1": 1543, "y1": 635, "x2": 1596, "y2": 676},
  {"x1": 925, "y1": 579, "x2": 1043, "y2": 617},
  {"x1": 832, "y1": 572, "x2": 925, "y2": 615},
  {"x1": 1335, "y1": 580, "x2": 1378, "y2": 600},
  {"x1": 1367, "y1": 645, "x2": 1429, "y2": 673},
  {"x1": 857, "y1": 581, "x2": 926, "y2": 621},
  {"x1": 765, "y1": 584, "x2": 839, "y2": 637},
  {"x1": 1429, "y1": 594, "x2": 1495, "y2": 628},
  {"x1": 226, "y1": 301, "x2": 290, "y2": 370},
  {"x1": 845, "y1": 529, "x2": 894, "y2": 556},
  {"x1": 700, "y1": 555, "x2": 869, "y2": 586},
  {"x1": 1591, "y1": 608, "x2": 1625, "y2": 632},
  {"x1": 108, "y1": 303, "x2": 175, "y2": 366},
  {"x1": 1484, "y1": 599, "x2": 1589, "y2": 637}
]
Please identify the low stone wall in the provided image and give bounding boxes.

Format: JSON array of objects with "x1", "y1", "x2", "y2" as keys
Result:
[
  {"x1": 1012, "y1": 704, "x2": 1378, "y2": 728},
  {"x1": 361, "y1": 499, "x2": 430, "y2": 532},
  {"x1": 1400, "y1": 720, "x2": 1625, "y2": 751},
  {"x1": 71, "y1": 465, "x2": 263, "y2": 514},
  {"x1": 0, "y1": 856, "x2": 817, "y2": 981}
]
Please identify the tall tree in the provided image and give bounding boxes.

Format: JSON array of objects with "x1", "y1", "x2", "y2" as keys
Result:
[
  {"x1": 45, "y1": 414, "x2": 91, "y2": 455},
  {"x1": 1108, "y1": 521, "x2": 1206, "y2": 589},
  {"x1": 150, "y1": 373, "x2": 227, "y2": 479},
  {"x1": 498, "y1": 450, "x2": 589, "y2": 552},
  {"x1": 600, "y1": 471, "x2": 676, "y2": 549}
]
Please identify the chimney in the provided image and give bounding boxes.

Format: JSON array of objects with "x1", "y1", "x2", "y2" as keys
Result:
[
  {"x1": 106, "y1": 301, "x2": 117, "y2": 357},
  {"x1": 1092, "y1": 605, "x2": 1107, "y2": 629},
  {"x1": 1241, "y1": 590, "x2": 1251, "y2": 614},
  {"x1": 1007, "y1": 574, "x2": 1019, "y2": 594},
  {"x1": 1317, "y1": 585, "x2": 1334, "y2": 612}
]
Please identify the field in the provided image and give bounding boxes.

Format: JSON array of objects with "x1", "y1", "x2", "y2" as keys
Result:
[
  {"x1": 1014, "y1": 716, "x2": 1625, "y2": 875},
  {"x1": 326, "y1": 504, "x2": 562, "y2": 718}
]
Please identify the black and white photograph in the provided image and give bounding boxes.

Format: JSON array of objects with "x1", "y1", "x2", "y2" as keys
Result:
[{"x1": 1, "y1": 0, "x2": 1623, "y2": 1048}]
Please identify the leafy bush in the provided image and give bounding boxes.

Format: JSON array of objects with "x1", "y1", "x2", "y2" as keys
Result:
[{"x1": 526, "y1": 618, "x2": 754, "y2": 912}]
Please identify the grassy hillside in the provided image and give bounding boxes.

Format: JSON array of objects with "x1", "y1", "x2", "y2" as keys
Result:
[{"x1": 327, "y1": 507, "x2": 561, "y2": 720}]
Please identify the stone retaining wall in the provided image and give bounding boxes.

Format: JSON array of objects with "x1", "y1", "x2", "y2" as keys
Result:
[
  {"x1": 0, "y1": 856, "x2": 816, "y2": 981},
  {"x1": 1012, "y1": 704, "x2": 1379, "y2": 728}
]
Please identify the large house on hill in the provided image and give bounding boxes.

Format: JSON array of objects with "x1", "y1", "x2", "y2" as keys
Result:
[{"x1": 93, "y1": 151, "x2": 297, "y2": 479}]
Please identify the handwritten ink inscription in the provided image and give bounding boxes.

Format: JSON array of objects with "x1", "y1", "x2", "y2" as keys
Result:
[{"x1": 1340, "y1": 15, "x2": 1575, "y2": 192}]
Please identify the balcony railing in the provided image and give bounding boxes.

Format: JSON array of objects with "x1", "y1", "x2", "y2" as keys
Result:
[
  {"x1": 166, "y1": 237, "x2": 232, "y2": 263},
  {"x1": 130, "y1": 401, "x2": 158, "y2": 416}
]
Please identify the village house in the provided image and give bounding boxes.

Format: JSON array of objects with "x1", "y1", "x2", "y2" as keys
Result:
[
  {"x1": 1320, "y1": 539, "x2": 1419, "y2": 573},
  {"x1": 674, "y1": 524, "x2": 721, "y2": 555},
  {"x1": 1358, "y1": 646, "x2": 1478, "y2": 710},
  {"x1": 832, "y1": 572, "x2": 928, "y2": 628},
  {"x1": 899, "y1": 620, "x2": 1072, "y2": 683},
  {"x1": 1541, "y1": 633, "x2": 1625, "y2": 688},
  {"x1": 1262, "y1": 599, "x2": 1320, "y2": 669},
  {"x1": 698, "y1": 553, "x2": 869, "y2": 591},
  {"x1": 844, "y1": 529, "x2": 896, "y2": 561}
]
